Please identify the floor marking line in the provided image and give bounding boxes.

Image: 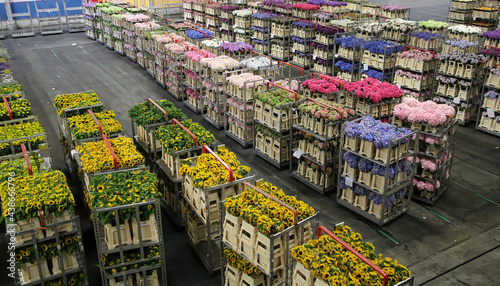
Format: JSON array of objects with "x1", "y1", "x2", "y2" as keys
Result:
[
  {"x1": 429, "y1": 210, "x2": 451, "y2": 223},
  {"x1": 377, "y1": 230, "x2": 399, "y2": 245}
]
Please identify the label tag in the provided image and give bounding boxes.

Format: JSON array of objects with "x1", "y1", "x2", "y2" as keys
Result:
[
  {"x1": 334, "y1": 54, "x2": 339, "y2": 58},
  {"x1": 453, "y1": 97, "x2": 460, "y2": 104},
  {"x1": 4, "y1": 69, "x2": 10, "y2": 74},
  {"x1": 293, "y1": 149, "x2": 304, "y2": 159},
  {"x1": 396, "y1": 83, "x2": 401, "y2": 89},
  {"x1": 292, "y1": 48, "x2": 296, "y2": 53},
  {"x1": 487, "y1": 108, "x2": 495, "y2": 118},
  {"x1": 220, "y1": 27, "x2": 223, "y2": 31},
  {"x1": 233, "y1": 25, "x2": 237, "y2": 29},
  {"x1": 345, "y1": 177, "x2": 353, "y2": 187},
  {"x1": 0, "y1": 58, "x2": 5, "y2": 62},
  {"x1": 473, "y1": 16, "x2": 477, "y2": 21},
  {"x1": 206, "y1": 22, "x2": 209, "y2": 28},
  {"x1": 313, "y1": 55, "x2": 317, "y2": 60},
  {"x1": 194, "y1": 19, "x2": 197, "y2": 23},
  {"x1": 184, "y1": 16, "x2": 187, "y2": 21},
  {"x1": 363, "y1": 64, "x2": 368, "y2": 71},
  {"x1": 271, "y1": 34, "x2": 275, "y2": 38}
]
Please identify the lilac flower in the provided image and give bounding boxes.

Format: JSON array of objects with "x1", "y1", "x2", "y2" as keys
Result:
[
  {"x1": 358, "y1": 159, "x2": 374, "y2": 172},
  {"x1": 343, "y1": 151, "x2": 360, "y2": 168},
  {"x1": 411, "y1": 32, "x2": 445, "y2": 41},
  {"x1": 292, "y1": 21, "x2": 315, "y2": 28},
  {"x1": 484, "y1": 30, "x2": 500, "y2": 40}
]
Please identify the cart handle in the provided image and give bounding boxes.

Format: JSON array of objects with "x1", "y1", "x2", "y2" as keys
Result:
[
  {"x1": 202, "y1": 145, "x2": 233, "y2": 182},
  {"x1": 87, "y1": 109, "x2": 103, "y2": 137},
  {"x1": 102, "y1": 134, "x2": 119, "y2": 169},
  {"x1": 278, "y1": 60, "x2": 304, "y2": 76},
  {"x1": 178, "y1": 41, "x2": 191, "y2": 51},
  {"x1": 242, "y1": 181, "x2": 298, "y2": 224},
  {"x1": 311, "y1": 72, "x2": 344, "y2": 90},
  {"x1": 38, "y1": 210, "x2": 46, "y2": 231},
  {"x1": 172, "y1": 119, "x2": 197, "y2": 145},
  {"x1": 317, "y1": 226, "x2": 389, "y2": 286},
  {"x1": 147, "y1": 98, "x2": 168, "y2": 121},
  {"x1": 403, "y1": 46, "x2": 435, "y2": 57},
  {"x1": 191, "y1": 46, "x2": 210, "y2": 58},
  {"x1": 250, "y1": 50, "x2": 272, "y2": 65},
  {"x1": 233, "y1": 42, "x2": 248, "y2": 54},
  {"x1": 267, "y1": 81, "x2": 298, "y2": 101},
  {"x1": 485, "y1": 45, "x2": 500, "y2": 51},
  {"x1": 2, "y1": 97, "x2": 13, "y2": 120},
  {"x1": 20, "y1": 144, "x2": 33, "y2": 175}
]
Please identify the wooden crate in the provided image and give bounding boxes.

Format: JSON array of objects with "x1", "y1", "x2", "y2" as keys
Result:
[
  {"x1": 238, "y1": 220, "x2": 258, "y2": 263},
  {"x1": 292, "y1": 262, "x2": 315, "y2": 286},
  {"x1": 51, "y1": 252, "x2": 79, "y2": 274},
  {"x1": 136, "y1": 270, "x2": 160, "y2": 286},
  {"x1": 104, "y1": 221, "x2": 133, "y2": 250},
  {"x1": 131, "y1": 214, "x2": 159, "y2": 244},
  {"x1": 20, "y1": 260, "x2": 50, "y2": 284},
  {"x1": 225, "y1": 265, "x2": 241, "y2": 286},
  {"x1": 223, "y1": 212, "x2": 242, "y2": 250},
  {"x1": 45, "y1": 210, "x2": 73, "y2": 237},
  {"x1": 14, "y1": 218, "x2": 44, "y2": 245}
]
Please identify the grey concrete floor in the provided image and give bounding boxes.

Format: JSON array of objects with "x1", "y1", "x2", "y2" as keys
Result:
[{"x1": 0, "y1": 32, "x2": 499, "y2": 286}]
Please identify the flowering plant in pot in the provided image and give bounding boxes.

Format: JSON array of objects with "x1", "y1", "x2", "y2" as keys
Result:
[
  {"x1": 76, "y1": 137, "x2": 144, "y2": 173},
  {"x1": 128, "y1": 99, "x2": 186, "y2": 126},
  {"x1": 155, "y1": 120, "x2": 216, "y2": 155},
  {"x1": 179, "y1": 148, "x2": 251, "y2": 189}
]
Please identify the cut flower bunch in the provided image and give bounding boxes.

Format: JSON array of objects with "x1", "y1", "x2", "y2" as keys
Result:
[
  {"x1": 291, "y1": 225, "x2": 411, "y2": 285},
  {"x1": 298, "y1": 98, "x2": 355, "y2": 121},
  {"x1": 394, "y1": 98, "x2": 455, "y2": 126},
  {"x1": 67, "y1": 110, "x2": 123, "y2": 140},
  {"x1": 101, "y1": 245, "x2": 161, "y2": 276},
  {"x1": 76, "y1": 137, "x2": 144, "y2": 173},
  {"x1": 224, "y1": 248, "x2": 261, "y2": 277},
  {"x1": 344, "y1": 117, "x2": 412, "y2": 149},
  {"x1": 0, "y1": 98, "x2": 32, "y2": 121},
  {"x1": 155, "y1": 120, "x2": 216, "y2": 154},
  {"x1": 179, "y1": 148, "x2": 251, "y2": 188},
  {"x1": 224, "y1": 181, "x2": 315, "y2": 236},
  {"x1": 87, "y1": 170, "x2": 160, "y2": 225},
  {"x1": 53, "y1": 91, "x2": 104, "y2": 117},
  {"x1": 0, "y1": 170, "x2": 76, "y2": 222},
  {"x1": 0, "y1": 120, "x2": 46, "y2": 156},
  {"x1": 128, "y1": 99, "x2": 186, "y2": 126},
  {"x1": 0, "y1": 82, "x2": 22, "y2": 95},
  {"x1": 0, "y1": 155, "x2": 42, "y2": 181},
  {"x1": 344, "y1": 78, "x2": 403, "y2": 104},
  {"x1": 254, "y1": 88, "x2": 301, "y2": 108}
]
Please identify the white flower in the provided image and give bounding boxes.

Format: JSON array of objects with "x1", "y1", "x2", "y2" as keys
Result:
[
  {"x1": 330, "y1": 19, "x2": 355, "y2": 28},
  {"x1": 447, "y1": 24, "x2": 481, "y2": 35},
  {"x1": 201, "y1": 39, "x2": 223, "y2": 47},
  {"x1": 233, "y1": 9, "x2": 254, "y2": 17}
]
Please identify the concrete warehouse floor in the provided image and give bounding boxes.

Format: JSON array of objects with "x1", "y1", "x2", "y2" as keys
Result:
[{"x1": 0, "y1": 31, "x2": 499, "y2": 286}]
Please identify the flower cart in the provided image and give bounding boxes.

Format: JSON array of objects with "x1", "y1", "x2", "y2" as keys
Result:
[
  {"x1": 0, "y1": 164, "x2": 88, "y2": 286},
  {"x1": 292, "y1": 4, "x2": 321, "y2": 21},
  {"x1": 205, "y1": 3, "x2": 222, "y2": 32},
  {"x1": 434, "y1": 51, "x2": 488, "y2": 125},
  {"x1": 0, "y1": 98, "x2": 34, "y2": 125},
  {"x1": 482, "y1": 30, "x2": 500, "y2": 49},
  {"x1": 338, "y1": 117, "x2": 416, "y2": 225},
  {"x1": 290, "y1": 20, "x2": 316, "y2": 69},
  {"x1": 291, "y1": 225, "x2": 414, "y2": 286},
  {"x1": 270, "y1": 17, "x2": 294, "y2": 61},
  {"x1": 476, "y1": 65, "x2": 500, "y2": 136},
  {"x1": 218, "y1": 5, "x2": 239, "y2": 43},
  {"x1": 164, "y1": 41, "x2": 191, "y2": 100},
  {"x1": 290, "y1": 97, "x2": 356, "y2": 195},
  {"x1": 179, "y1": 145, "x2": 253, "y2": 273},
  {"x1": 448, "y1": 1, "x2": 475, "y2": 26},
  {"x1": 1, "y1": 82, "x2": 24, "y2": 100},
  {"x1": 333, "y1": 34, "x2": 362, "y2": 82},
  {"x1": 393, "y1": 98, "x2": 458, "y2": 203},
  {"x1": 447, "y1": 24, "x2": 482, "y2": 42},
  {"x1": 409, "y1": 31, "x2": 445, "y2": 52},
  {"x1": 220, "y1": 180, "x2": 319, "y2": 286},
  {"x1": 360, "y1": 40, "x2": 402, "y2": 83},
  {"x1": 251, "y1": 13, "x2": 273, "y2": 55},
  {"x1": 84, "y1": 3, "x2": 97, "y2": 40},
  {"x1": 253, "y1": 83, "x2": 302, "y2": 169},
  {"x1": 380, "y1": 19, "x2": 417, "y2": 44},
  {"x1": 86, "y1": 169, "x2": 167, "y2": 286},
  {"x1": 129, "y1": 98, "x2": 186, "y2": 159},
  {"x1": 381, "y1": 5, "x2": 410, "y2": 20},
  {"x1": 344, "y1": 77, "x2": 403, "y2": 119},
  {"x1": 472, "y1": 5, "x2": 499, "y2": 33},
  {"x1": 200, "y1": 56, "x2": 241, "y2": 129},
  {"x1": 224, "y1": 71, "x2": 266, "y2": 148},
  {"x1": 233, "y1": 9, "x2": 254, "y2": 45},
  {"x1": 311, "y1": 26, "x2": 344, "y2": 75},
  {"x1": 394, "y1": 47, "x2": 439, "y2": 102},
  {"x1": 241, "y1": 54, "x2": 282, "y2": 79},
  {"x1": 154, "y1": 119, "x2": 216, "y2": 227},
  {"x1": 183, "y1": 48, "x2": 216, "y2": 113},
  {"x1": 219, "y1": 42, "x2": 253, "y2": 59},
  {"x1": 0, "y1": 119, "x2": 49, "y2": 160}
]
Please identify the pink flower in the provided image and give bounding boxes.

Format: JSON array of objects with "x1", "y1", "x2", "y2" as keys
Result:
[{"x1": 417, "y1": 181, "x2": 426, "y2": 190}]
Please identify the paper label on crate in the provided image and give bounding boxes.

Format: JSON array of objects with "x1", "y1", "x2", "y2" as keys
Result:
[
  {"x1": 334, "y1": 54, "x2": 339, "y2": 58},
  {"x1": 255, "y1": 253, "x2": 259, "y2": 261},
  {"x1": 220, "y1": 27, "x2": 223, "y2": 31},
  {"x1": 313, "y1": 55, "x2": 317, "y2": 60},
  {"x1": 292, "y1": 48, "x2": 296, "y2": 53},
  {"x1": 363, "y1": 64, "x2": 368, "y2": 71},
  {"x1": 453, "y1": 97, "x2": 461, "y2": 104},
  {"x1": 0, "y1": 58, "x2": 5, "y2": 62},
  {"x1": 396, "y1": 83, "x2": 401, "y2": 89},
  {"x1": 487, "y1": 108, "x2": 495, "y2": 118},
  {"x1": 293, "y1": 149, "x2": 304, "y2": 159},
  {"x1": 473, "y1": 17, "x2": 477, "y2": 21},
  {"x1": 194, "y1": 19, "x2": 197, "y2": 23},
  {"x1": 345, "y1": 177, "x2": 354, "y2": 187},
  {"x1": 141, "y1": 222, "x2": 148, "y2": 226},
  {"x1": 233, "y1": 25, "x2": 237, "y2": 29},
  {"x1": 206, "y1": 22, "x2": 209, "y2": 28},
  {"x1": 184, "y1": 16, "x2": 187, "y2": 21},
  {"x1": 271, "y1": 34, "x2": 275, "y2": 38}
]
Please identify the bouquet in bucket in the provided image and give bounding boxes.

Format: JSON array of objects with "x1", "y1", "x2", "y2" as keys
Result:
[
  {"x1": 291, "y1": 225, "x2": 411, "y2": 285},
  {"x1": 155, "y1": 120, "x2": 216, "y2": 155},
  {"x1": 76, "y1": 137, "x2": 144, "y2": 173},
  {"x1": 224, "y1": 181, "x2": 315, "y2": 236},
  {"x1": 179, "y1": 148, "x2": 251, "y2": 189},
  {"x1": 128, "y1": 99, "x2": 186, "y2": 126}
]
